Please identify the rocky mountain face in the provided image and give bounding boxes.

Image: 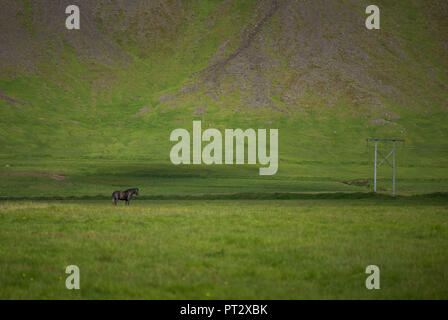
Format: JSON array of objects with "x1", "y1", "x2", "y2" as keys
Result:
[{"x1": 0, "y1": 0, "x2": 447, "y2": 162}]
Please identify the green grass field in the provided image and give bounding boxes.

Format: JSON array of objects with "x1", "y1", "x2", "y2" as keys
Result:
[
  {"x1": 0, "y1": 0, "x2": 447, "y2": 300},
  {"x1": 1, "y1": 198, "x2": 447, "y2": 299}
]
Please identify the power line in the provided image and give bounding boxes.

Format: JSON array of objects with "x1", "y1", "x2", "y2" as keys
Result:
[{"x1": 367, "y1": 138, "x2": 405, "y2": 196}]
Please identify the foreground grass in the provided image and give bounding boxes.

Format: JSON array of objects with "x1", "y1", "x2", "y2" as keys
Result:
[{"x1": 0, "y1": 199, "x2": 447, "y2": 299}]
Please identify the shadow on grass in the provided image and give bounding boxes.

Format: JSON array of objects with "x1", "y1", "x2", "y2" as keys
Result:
[{"x1": 1, "y1": 192, "x2": 447, "y2": 201}]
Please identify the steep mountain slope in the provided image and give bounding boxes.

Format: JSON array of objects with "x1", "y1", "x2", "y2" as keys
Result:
[{"x1": 0, "y1": 0, "x2": 447, "y2": 195}]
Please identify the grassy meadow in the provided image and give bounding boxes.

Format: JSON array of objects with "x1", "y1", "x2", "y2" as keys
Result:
[
  {"x1": 0, "y1": 198, "x2": 447, "y2": 299},
  {"x1": 0, "y1": 0, "x2": 447, "y2": 300}
]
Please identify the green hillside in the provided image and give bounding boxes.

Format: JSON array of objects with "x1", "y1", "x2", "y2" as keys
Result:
[{"x1": 0, "y1": 0, "x2": 447, "y2": 196}]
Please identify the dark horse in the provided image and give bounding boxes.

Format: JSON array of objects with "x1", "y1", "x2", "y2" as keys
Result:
[{"x1": 112, "y1": 188, "x2": 139, "y2": 206}]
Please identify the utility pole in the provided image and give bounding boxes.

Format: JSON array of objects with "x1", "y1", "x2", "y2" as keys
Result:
[
  {"x1": 392, "y1": 141, "x2": 395, "y2": 195},
  {"x1": 374, "y1": 141, "x2": 377, "y2": 192},
  {"x1": 367, "y1": 138, "x2": 404, "y2": 196}
]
